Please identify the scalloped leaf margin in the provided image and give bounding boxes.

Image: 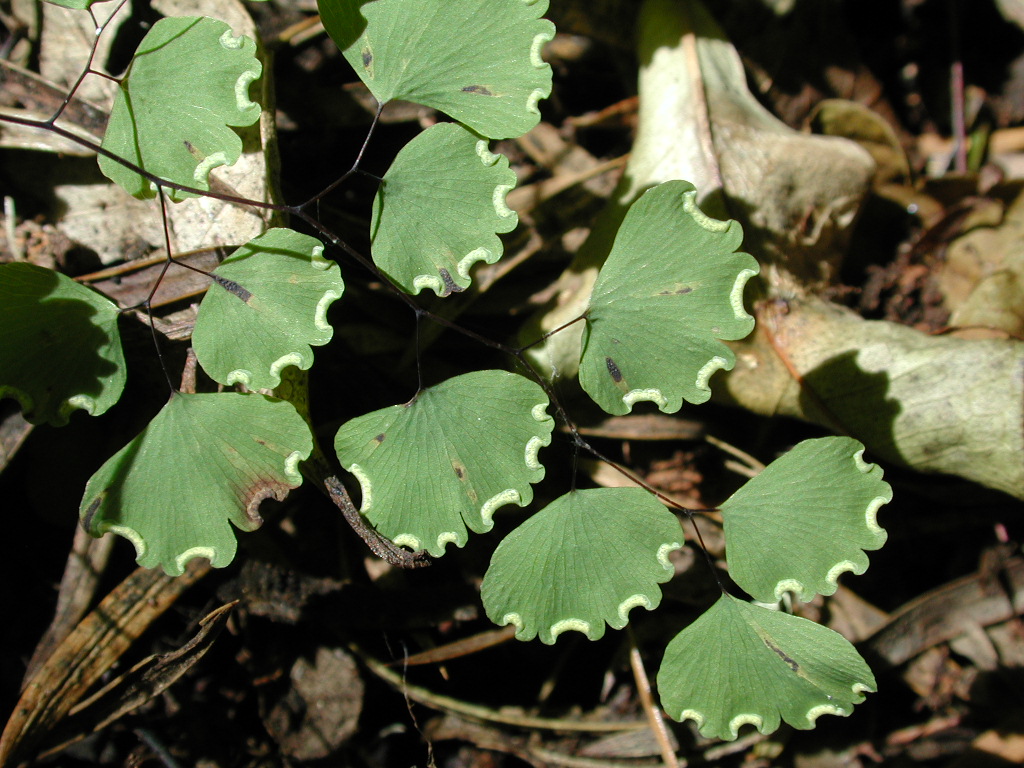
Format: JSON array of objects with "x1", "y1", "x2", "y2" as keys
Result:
[
  {"x1": 80, "y1": 392, "x2": 312, "y2": 576},
  {"x1": 579, "y1": 180, "x2": 759, "y2": 416},
  {"x1": 0, "y1": 262, "x2": 125, "y2": 426},
  {"x1": 481, "y1": 487, "x2": 683, "y2": 644},
  {"x1": 370, "y1": 122, "x2": 518, "y2": 296},
  {"x1": 319, "y1": 0, "x2": 554, "y2": 139},
  {"x1": 98, "y1": 16, "x2": 262, "y2": 201},
  {"x1": 192, "y1": 228, "x2": 343, "y2": 391},
  {"x1": 658, "y1": 594, "x2": 876, "y2": 741},
  {"x1": 721, "y1": 436, "x2": 890, "y2": 604},
  {"x1": 333, "y1": 370, "x2": 553, "y2": 557}
]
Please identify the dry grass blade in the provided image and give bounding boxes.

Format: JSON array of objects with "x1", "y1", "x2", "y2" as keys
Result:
[
  {"x1": 23, "y1": 528, "x2": 115, "y2": 683},
  {"x1": 356, "y1": 646, "x2": 649, "y2": 734},
  {"x1": 0, "y1": 560, "x2": 209, "y2": 767},
  {"x1": 36, "y1": 601, "x2": 235, "y2": 759},
  {"x1": 627, "y1": 632, "x2": 679, "y2": 768},
  {"x1": 396, "y1": 625, "x2": 517, "y2": 666}
]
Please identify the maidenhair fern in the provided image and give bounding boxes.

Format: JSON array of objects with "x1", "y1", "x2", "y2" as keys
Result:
[
  {"x1": 658, "y1": 593, "x2": 878, "y2": 740},
  {"x1": 81, "y1": 392, "x2": 313, "y2": 576},
  {"x1": 99, "y1": 15, "x2": 263, "y2": 200},
  {"x1": 0, "y1": 0, "x2": 891, "y2": 748},
  {"x1": 579, "y1": 180, "x2": 759, "y2": 413},
  {"x1": 481, "y1": 487, "x2": 683, "y2": 644},
  {"x1": 319, "y1": 0, "x2": 554, "y2": 139},
  {"x1": 0, "y1": 263, "x2": 125, "y2": 425},
  {"x1": 191, "y1": 228, "x2": 344, "y2": 390},
  {"x1": 369, "y1": 122, "x2": 519, "y2": 295},
  {"x1": 720, "y1": 436, "x2": 890, "y2": 604},
  {"x1": 334, "y1": 370, "x2": 553, "y2": 556}
]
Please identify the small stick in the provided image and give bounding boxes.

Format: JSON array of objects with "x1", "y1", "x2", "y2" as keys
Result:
[
  {"x1": 323, "y1": 474, "x2": 430, "y2": 568},
  {"x1": 627, "y1": 630, "x2": 679, "y2": 768}
]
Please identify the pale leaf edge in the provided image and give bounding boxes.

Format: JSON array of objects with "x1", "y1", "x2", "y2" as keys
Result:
[
  {"x1": 408, "y1": 138, "x2": 519, "y2": 296},
  {"x1": 217, "y1": 243, "x2": 342, "y2": 390},
  {"x1": 351, "y1": 400, "x2": 553, "y2": 554},
  {"x1": 498, "y1": 540, "x2": 680, "y2": 644},
  {"x1": 766, "y1": 447, "x2": 891, "y2": 603}
]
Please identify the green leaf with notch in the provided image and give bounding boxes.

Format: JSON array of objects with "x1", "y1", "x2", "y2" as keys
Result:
[
  {"x1": 192, "y1": 228, "x2": 343, "y2": 391},
  {"x1": 658, "y1": 594, "x2": 876, "y2": 741},
  {"x1": 80, "y1": 392, "x2": 312, "y2": 576},
  {"x1": 482, "y1": 487, "x2": 682, "y2": 644},
  {"x1": 721, "y1": 437, "x2": 890, "y2": 604},
  {"x1": 319, "y1": 0, "x2": 554, "y2": 139},
  {"x1": 371, "y1": 122, "x2": 517, "y2": 296},
  {"x1": 0, "y1": 263, "x2": 125, "y2": 426},
  {"x1": 333, "y1": 370, "x2": 553, "y2": 557},
  {"x1": 98, "y1": 16, "x2": 262, "y2": 201},
  {"x1": 579, "y1": 180, "x2": 759, "y2": 416}
]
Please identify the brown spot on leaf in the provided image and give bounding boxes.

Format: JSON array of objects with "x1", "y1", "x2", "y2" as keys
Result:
[
  {"x1": 361, "y1": 48, "x2": 372, "y2": 68},
  {"x1": 659, "y1": 286, "x2": 693, "y2": 295},
  {"x1": 374, "y1": 433, "x2": 386, "y2": 444},
  {"x1": 438, "y1": 268, "x2": 463, "y2": 296},
  {"x1": 461, "y1": 84, "x2": 495, "y2": 96},
  {"x1": 606, "y1": 356, "x2": 623, "y2": 383},
  {"x1": 764, "y1": 636, "x2": 799, "y2": 672},
  {"x1": 243, "y1": 479, "x2": 294, "y2": 529},
  {"x1": 82, "y1": 492, "x2": 105, "y2": 531},
  {"x1": 212, "y1": 274, "x2": 252, "y2": 302}
]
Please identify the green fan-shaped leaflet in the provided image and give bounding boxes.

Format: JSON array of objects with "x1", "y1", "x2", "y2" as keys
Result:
[
  {"x1": 0, "y1": 263, "x2": 125, "y2": 426},
  {"x1": 481, "y1": 487, "x2": 682, "y2": 644},
  {"x1": 98, "y1": 16, "x2": 262, "y2": 201},
  {"x1": 579, "y1": 181, "x2": 759, "y2": 416},
  {"x1": 319, "y1": 0, "x2": 553, "y2": 139},
  {"x1": 371, "y1": 122, "x2": 518, "y2": 296},
  {"x1": 192, "y1": 229, "x2": 343, "y2": 391},
  {"x1": 658, "y1": 594, "x2": 876, "y2": 741},
  {"x1": 80, "y1": 392, "x2": 312, "y2": 576},
  {"x1": 721, "y1": 437, "x2": 890, "y2": 604},
  {"x1": 333, "y1": 370, "x2": 553, "y2": 557}
]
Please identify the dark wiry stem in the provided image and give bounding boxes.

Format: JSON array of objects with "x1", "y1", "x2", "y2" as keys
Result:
[
  {"x1": 299, "y1": 100, "x2": 385, "y2": 209},
  {"x1": 48, "y1": 0, "x2": 131, "y2": 125},
  {"x1": 0, "y1": 25, "x2": 722, "y2": 579}
]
